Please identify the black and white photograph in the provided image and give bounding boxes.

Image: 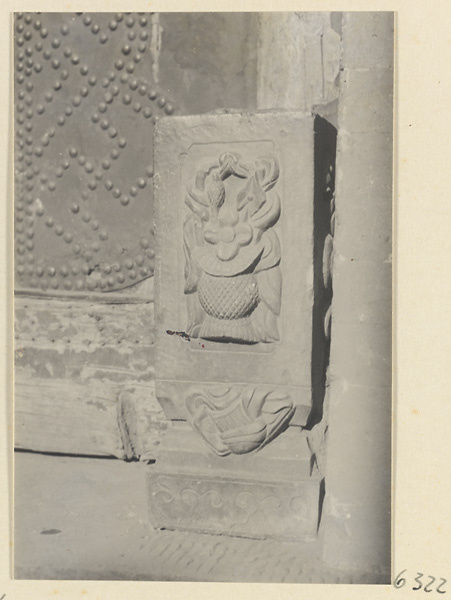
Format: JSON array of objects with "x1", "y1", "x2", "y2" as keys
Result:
[{"x1": 11, "y1": 10, "x2": 394, "y2": 584}]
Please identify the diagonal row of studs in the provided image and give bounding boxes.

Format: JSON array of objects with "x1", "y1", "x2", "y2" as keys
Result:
[
  {"x1": 16, "y1": 144, "x2": 156, "y2": 287},
  {"x1": 14, "y1": 11, "x2": 171, "y2": 166},
  {"x1": 15, "y1": 27, "x2": 172, "y2": 199},
  {"x1": 14, "y1": 13, "x2": 169, "y2": 291},
  {"x1": 16, "y1": 12, "x2": 153, "y2": 47},
  {"x1": 14, "y1": 19, "x2": 171, "y2": 190},
  {"x1": 15, "y1": 12, "x2": 166, "y2": 94},
  {"x1": 15, "y1": 22, "x2": 173, "y2": 155}
]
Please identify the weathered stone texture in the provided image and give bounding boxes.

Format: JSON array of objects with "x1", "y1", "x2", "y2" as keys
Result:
[
  {"x1": 339, "y1": 69, "x2": 394, "y2": 134},
  {"x1": 334, "y1": 131, "x2": 392, "y2": 262},
  {"x1": 322, "y1": 12, "x2": 393, "y2": 579},
  {"x1": 15, "y1": 450, "x2": 387, "y2": 583},
  {"x1": 340, "y1": 12, "x2": 394, "y2": 69},
  {"x1": 158, "y1": 13, "x2": 258, "y2": 114},
  {"x1": 150, "y1": 110, "x2": 336, "y2": 540},
  {"x1": 257, "y1": 13, "x2": 341, "y2": 114},
  {"x1": 154, "y1": 111, "x2": 334, "y2": 424},
  {"x1": 148, "y1": 423, "x2": 321, "y2": 542}
]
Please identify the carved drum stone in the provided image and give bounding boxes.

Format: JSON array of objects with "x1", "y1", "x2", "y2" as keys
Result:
[{"x1": 150, "y1": 111, "x2": 337, "y2": 541}]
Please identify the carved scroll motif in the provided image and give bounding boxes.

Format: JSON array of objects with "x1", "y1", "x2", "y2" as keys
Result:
[
  {"x1": 186, "y1": 386, "x2": 294, "y2": 456},
  {"x1": 183, "y1": 152, "x2": 282, "y2": 344},
  {"x1": 151, "y1": 475, "x2": 311, "y2": 538}
]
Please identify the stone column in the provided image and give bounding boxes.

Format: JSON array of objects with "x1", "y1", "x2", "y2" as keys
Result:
[{"x1": 322, "y1": 12, "x2": 393, "y2": 579}]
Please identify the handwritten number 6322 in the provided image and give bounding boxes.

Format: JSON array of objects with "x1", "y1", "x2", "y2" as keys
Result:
[{"x1": 394, "y1": 570, "x2": 447, "y2": 593}]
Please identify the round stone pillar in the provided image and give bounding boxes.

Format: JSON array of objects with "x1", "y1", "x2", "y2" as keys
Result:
[{"x1": 322, "y1": 12, "x2": 394, "y2": 580}]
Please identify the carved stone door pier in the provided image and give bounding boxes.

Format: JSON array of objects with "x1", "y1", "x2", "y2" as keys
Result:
[{"x1": 148, "y1": 110, "x2": 336, "y2": 541}]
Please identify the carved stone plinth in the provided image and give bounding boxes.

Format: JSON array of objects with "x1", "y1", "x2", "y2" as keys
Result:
[
  {"x1": 150, "y1": 111, "x2": 336, "y2": 541},
  {"x1": 148, "y1": 423, "x2": 322, "y2": 541}
]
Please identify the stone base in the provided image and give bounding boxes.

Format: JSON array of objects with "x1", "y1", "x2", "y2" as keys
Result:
[{"x1": 147, "y1": 422, "x2": 323, "y2": 542}]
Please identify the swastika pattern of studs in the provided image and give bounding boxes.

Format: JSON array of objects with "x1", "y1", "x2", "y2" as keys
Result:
[{"x1": 14, "y1": 12, "x2": 174, "y2": 293}]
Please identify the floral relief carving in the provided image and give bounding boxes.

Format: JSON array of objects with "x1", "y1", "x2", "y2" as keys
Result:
[
  {"x1": 183, "y1": 151, "x2": 282, "y2": 343},
  {"x1": 185, "y1": 386, "x2": 294, "y2": 456}
]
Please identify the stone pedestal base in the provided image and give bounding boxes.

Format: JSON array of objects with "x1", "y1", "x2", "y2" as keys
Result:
[{"x1": 147, "y1": 422, "x2": 323, "y2": 542}]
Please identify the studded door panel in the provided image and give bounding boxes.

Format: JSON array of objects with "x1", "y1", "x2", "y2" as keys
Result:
[
  {"x1": 14, "y1": 12, "x2": 258, "y2": 294},
  {"x1": 14, "y1": 13, "x2": 173, "y2": 293}
]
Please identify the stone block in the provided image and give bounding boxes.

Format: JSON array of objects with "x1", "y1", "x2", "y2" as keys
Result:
[
  {"x1": 154, "y1": 111, "x2": 335, "y2": 426},
  {"x1": 151, "y1": 110, "x2": 336, "y2": 540},
  {"x1": 148, "y1": 423, "x2": 322, "y2": 541}
]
